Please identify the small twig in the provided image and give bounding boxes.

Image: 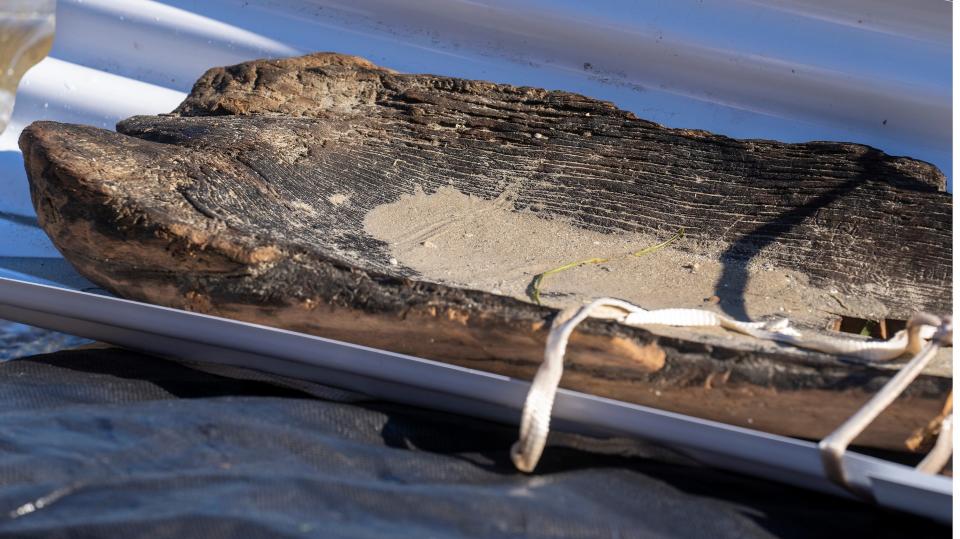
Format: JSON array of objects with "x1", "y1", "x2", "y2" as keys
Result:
[
  {"x1": 527, "y1": 227, "x2": 685, "y2": 305},
  {"x1": 720, "y1": 216, "x2": 744, "y2": 241},
  {"x1": 829, "y1": 293, "x2": 850, "y2": 311},
  {"x1": 629, "y1": 228, "x2": 685, "y2": 257},
  {"x1": 528, "y1": 257, "x2": 610, "y2": 305},
  {"x1": 906, "y1": 392, "x2": 953, "y2": 452}
]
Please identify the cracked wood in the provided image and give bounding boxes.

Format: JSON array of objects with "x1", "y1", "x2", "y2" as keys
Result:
[{"x1": 20, "y1": 53, "x2": 952, "y2": 451}]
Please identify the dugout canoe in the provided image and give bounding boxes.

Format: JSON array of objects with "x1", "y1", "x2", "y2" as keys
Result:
[{"x1": 19, "y1": 53, "x2": 952, "y2": 451}]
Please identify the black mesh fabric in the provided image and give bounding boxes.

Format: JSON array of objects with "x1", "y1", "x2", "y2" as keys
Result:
[{"x1": 0, "y1": 348, "x2": 948, "y2": 538}]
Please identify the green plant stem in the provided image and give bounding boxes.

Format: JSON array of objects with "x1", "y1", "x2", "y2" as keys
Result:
[{"x1": 528, "y1": 227, "x2": 685, "y2": 305}]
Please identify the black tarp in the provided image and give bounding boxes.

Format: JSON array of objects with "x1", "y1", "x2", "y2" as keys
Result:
[{"x1": 0, "y1": 347, "x2": 949, "y2": 538}]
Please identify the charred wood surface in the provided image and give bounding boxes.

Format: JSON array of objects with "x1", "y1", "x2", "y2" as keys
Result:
[{"x1": 20, "y1": 53, "x2": 952, "y2": 451}]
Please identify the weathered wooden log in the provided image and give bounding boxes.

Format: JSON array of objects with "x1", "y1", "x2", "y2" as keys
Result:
[{"x1": 20, "y1": 53, "x2": 951, "y2": 451}]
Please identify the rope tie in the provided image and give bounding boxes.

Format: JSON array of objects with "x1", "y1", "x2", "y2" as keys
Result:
[{"x1": 511, "y1": 299, "x2": 945, "y2": 473}]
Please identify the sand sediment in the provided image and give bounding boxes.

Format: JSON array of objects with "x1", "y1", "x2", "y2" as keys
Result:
[{"x1": 363, "y1": 186, "x2": 881, "y2": 328}]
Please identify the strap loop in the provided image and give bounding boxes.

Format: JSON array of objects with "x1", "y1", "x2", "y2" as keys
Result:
[{"x1": 512, "y1": 300, "x2": 947, "y2": 474}]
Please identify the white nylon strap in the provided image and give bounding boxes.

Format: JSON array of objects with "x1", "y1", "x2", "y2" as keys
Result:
[{"x1": 511, "y1": 298, "x2": 941, "y2": 473}]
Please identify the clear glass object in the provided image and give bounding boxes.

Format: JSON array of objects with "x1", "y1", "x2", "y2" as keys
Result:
[{"x1": 0, "y1": 0, "x2": 55, "y2": 135}]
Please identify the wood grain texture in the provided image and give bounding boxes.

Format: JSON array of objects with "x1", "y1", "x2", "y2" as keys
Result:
[{"x1": 20, "y1": 53, "x2": 952, "y2": 450}]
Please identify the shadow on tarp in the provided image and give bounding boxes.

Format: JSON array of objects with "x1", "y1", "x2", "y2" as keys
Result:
[{"x1": 0, "y1": 347, "x2": 947, "y2": 539}]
